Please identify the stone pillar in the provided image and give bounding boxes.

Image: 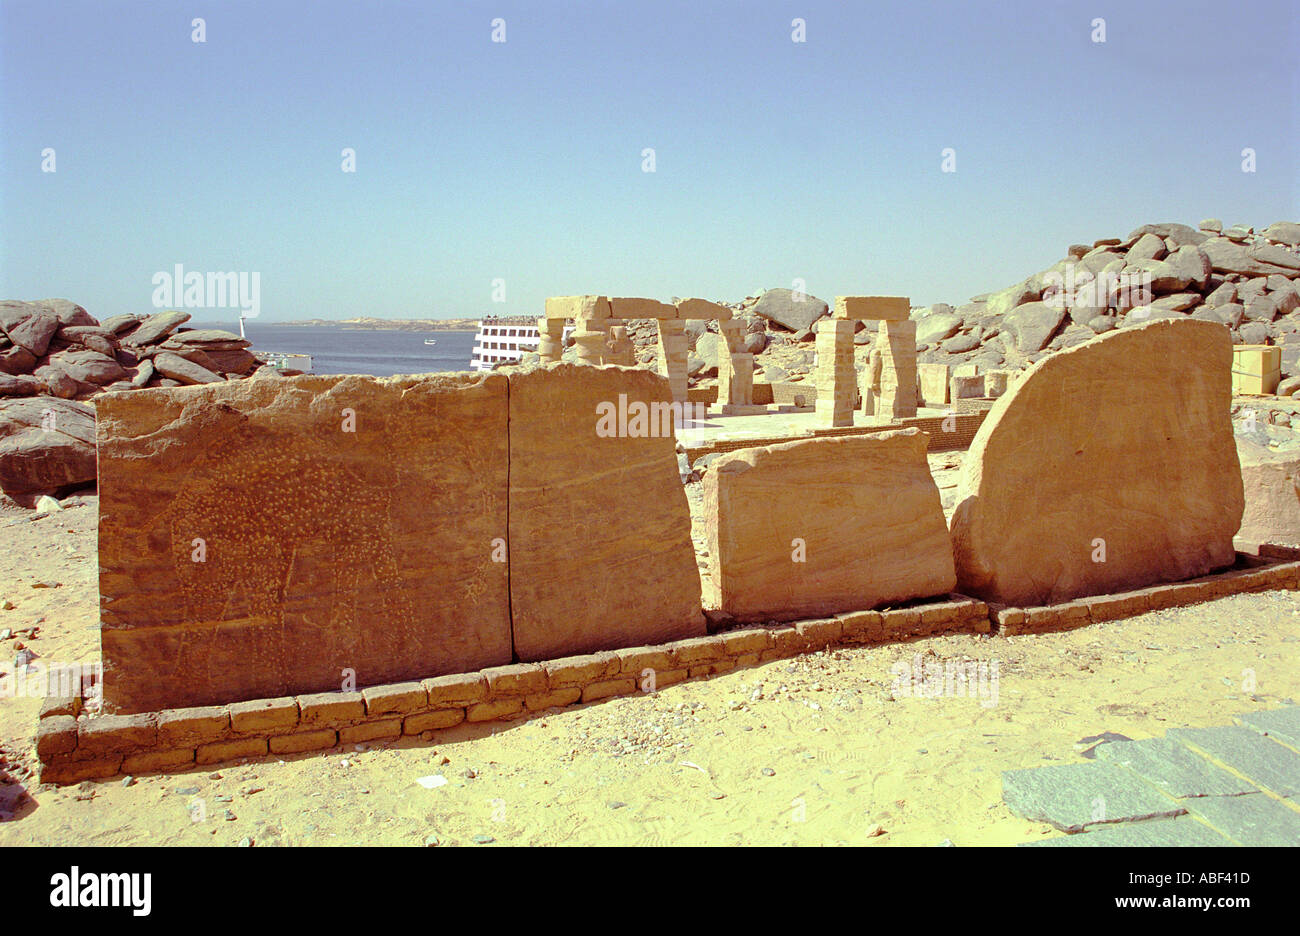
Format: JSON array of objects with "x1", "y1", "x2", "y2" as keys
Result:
[
  {"x1": 605, "y1": 320, "x2": 636, "y2": 366},
  {"x1": 814, "y1": 319, "x2": 856, "y2": 427},
  {"x1": 877, "y1": 319, "x2": 918, "y2": 419},
  {"x1": 860, "y1": 344, "x2": 882, "y2": 417},
  {"x1": 537, "y1": 317, "x2": 566, "y2": 364},
  {"x1": 717, "y1": 320, "x2": 756, "y2": 410},
  {"x1": 656, "y1": 319, "x2": 689, "y2": 403},
  {"x1": 719, "y1": 352, "x2": 754, "y2": 408},
  {"x1": 572, "y1": 318, "x2": 609, "y2": 366},
  {"x1": 986, "y1": 370, "x2": 1013, "y2": 398}
]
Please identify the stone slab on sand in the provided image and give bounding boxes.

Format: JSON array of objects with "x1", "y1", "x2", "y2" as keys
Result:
[
  {"x1": 1001, "y1": 762, "x2": 1184, "y2": 833},
  {"x1": 508, "y1": 363, "x2": 704, "y2": 660},
  {"x1": 1019, "y1": 815, "x2": 1232, "y2": 847},
  {"x1": 704, "y1": 428, "x2": 955, "y2": 622},
  {"x1": 97, "y1": 374, "x2": 513, "y2": 714},
  {"x1": 1094, "y1": 737, "x2": 1257, "y2": 798},
  {"x1": 951, "y1": 319, "x2": 1243, "y2": 606}
]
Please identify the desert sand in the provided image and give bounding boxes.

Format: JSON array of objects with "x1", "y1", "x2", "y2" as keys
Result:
[{"x1": 1, "y1": 496, "x2": 1297, "y2": 846}]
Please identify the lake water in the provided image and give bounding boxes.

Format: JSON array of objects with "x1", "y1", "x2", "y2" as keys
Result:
[{"x1": 191, "y1": 322, "x2": 480, "y2": 376}]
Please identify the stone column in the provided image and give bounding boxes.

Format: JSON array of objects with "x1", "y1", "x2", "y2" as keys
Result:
[
  {"x1": 814, "y1": 319, "x2": 856, "y2": 427},
  {"x1": 656, "y1": 318, "x2": 689, "y2": 403},
  {"x1": 717, "y1": 320, "x2": 756, "y2": 410},
  {"x1": 860, "y1": 344, "x2": 882, "y2": 416},
  {"x1": 605, "y1": 320, "x2": 636, "y2": 366},
  {"x1": 718, "y1": 352, "x2": 755, "y2": 407},
  {"x1": 537, "y1": 317, "x2": 566, "y2": 364},
  {"x1": 572, "y1": 319, "x2": 608, "y2": 366},
  {"x1": 877, "y1": 319, "x2": 918, "y2": 419}
]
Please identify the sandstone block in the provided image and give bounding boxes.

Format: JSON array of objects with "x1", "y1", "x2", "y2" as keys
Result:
[
  {"x1": 706, "y1": 429, "x2": 956, "y2": 621},
  {"x1": 229, "y1": 697, "x2": 299, "y2": 734},
  {"x1": 544, "y1": 652, "x2": 620, "y2": 688},
  {"x1": 466, "y1": 698, "x2": 524, "y2": 722},
  {"x1": 361, "y1": 682, "x2": 428, "y2": 717},
  {"x1": 507, "y1": 365, "x2": 704, "y2": 660},
  {"x1": 481, "y1": 663, "x2": 548, "y2": 697},
  {"x1": 834, "y1": 296, "x2": 910, "y2": 321},
  {"x1": 97, "y1": 373, "x2": 512, "y2": 713},
  {"x1": 674, "y1": 298, "x2": 731, "y2": 320},
  {"x1": 918, "y1": 363, "x2": 950, "y2": 406},
  {"x1": 423, "y1": 673, "x2": 488, "y2": 707},
  {"x1": 339, "y1": 719, "x2": 402, "y2": 744},
  {"x1": 42, "y1": 755, "x2": 123, "y2": 785},
  {"x1": 296, "y1": 692, "x2": 366, "y2": 728},
  {"x1": 650, "y1": 668, "x2": 689, "y2": 688},
  {"x1": 524, "y1": 688, "x2": 582, "y2": 711},
  {"x1": 664, "y1": 636, "x2": 727, "y2": 665},
  {"x1": 157, "y1": 705, "x2": 230, "y2": 747},
  {"x1": 269, "y1": 730, "x2": 338, "y2": 755},
  {"x1": 877, "y1": 319, "x2": 918, "y2": 418},
  {"x1": 951, "y1": 374, "x2": 986, "y2": 400},
  {"x1": 546, "y1": 295, "x2": 611, "y2": 321},
  {"x1": 814, "y1": 319, "x2": 856, "y2": 428},
  {"x1": 719, "y1": 628, "x2": 770, "y2": 655},
  {"x1": 581, "y1": 678, "x2": 637, "y2": 702},
  {"x1": 404, "y1": 709, "x2": 466, "y2": 733},
  {"x1": 1236, "y1": 440, "x2": 1300, "y2": 548},
  {"x1": 36, "y1": 716, "x2": 78, "y2": 758},
  {"x1": 122, "y1": 748, "x2": 196, "y2": 773},
  {"x1": 196, "y1": 737, "x2": 268, "y2": 765},
  {"x1": 614, "y1": 646, "x2": 676, "y2": 676},
  {"x1": 950, "y1": 319, "x2": 1243, "y2": 606},
  {"x1": 77, "y1": 713, "x2": 156, "y2": 756},
  {"x1": 795, "y1": 618, "x2": 843, "y2": 649}
]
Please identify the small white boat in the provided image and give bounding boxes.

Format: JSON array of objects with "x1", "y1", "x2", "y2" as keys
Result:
[{"x1": 424, "y1": 338, "x2": 438, "y2": 346}]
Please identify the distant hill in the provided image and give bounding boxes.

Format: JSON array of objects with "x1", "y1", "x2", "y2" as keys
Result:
[{"x1": 279, "y1": 317, "x2": 480, "y2": 331}]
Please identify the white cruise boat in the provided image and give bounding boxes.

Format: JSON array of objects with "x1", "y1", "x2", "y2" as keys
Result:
[{"x1": 470, "y1": 315, "x2": 570, "y2": 371}]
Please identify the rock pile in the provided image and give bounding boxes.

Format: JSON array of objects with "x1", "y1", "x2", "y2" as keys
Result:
[
  {"x1": 613, "y1": 219, "x2": 1300, "y2": 394},
  {"x1": 0, "y1": 300, "x2": 269, "y2": 500},
  {"x1": 909, "y1": 220, "x2": 1300, "y2": 377}
]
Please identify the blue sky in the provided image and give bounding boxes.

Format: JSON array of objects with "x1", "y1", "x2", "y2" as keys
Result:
[{"x1": 2, "y1": 0, "x2": 1296, "y2": 322}]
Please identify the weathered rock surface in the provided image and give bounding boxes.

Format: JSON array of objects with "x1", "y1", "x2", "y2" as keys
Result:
[
  {"x1": 124, "y1": 310, "x2": 191, "y2": 346},
  {"x1": 0, "y1": 397, "x2": 97, "y2": 495},
  {"x1": 916, "y1": 312, "x2": 962, "y2": 346},
  {"x1": 1003, "y1": 301, "x2": 1067, "y2": 352},
  {"x1": 1235, "y1": 439, "x2": 1300, "y2": 548},
  {"x1": 47, "y1": 349, "x2": 127, "y2": 386},
  {"x1": 152, "y1": 351, "x2": 223, "y2": 385},
  {"x1": 950, "y1": 319, "x2": 1242, "y2": 606},
  {"x1": 705, "y1": 429, "x2": 955, "y2": 621},
  {"x1": 1263, "y1": 222, "x2": 1300, "y2": 246},
  {"x1": 97, "y1": 373, "x2": 513, "y2": 713},
  {"x1": 0, "y1": 301, "x2": 60, "y2": 356},
  {"x1": 749, "y1": 288, "x2": 829, "y2": 332},
  {"x1": 507, "y1": 363, "x2": 704, "y2": 660}
]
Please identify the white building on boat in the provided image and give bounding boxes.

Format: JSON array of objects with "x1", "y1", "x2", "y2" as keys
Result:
[{"x1": 470, "y1": 315, "x2": 571, "y2": 371}]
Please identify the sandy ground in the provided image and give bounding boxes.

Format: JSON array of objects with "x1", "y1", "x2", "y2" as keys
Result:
[{"x1": 1, "y1": 497, "x2": 1297, "y2": 846}]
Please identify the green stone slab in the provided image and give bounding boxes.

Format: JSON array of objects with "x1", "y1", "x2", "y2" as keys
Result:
[
  {"x1": 1169, "y1": 725, "x2": 1300, "y2": 796},
  {"x1": 1002, "y1": 762, "x2": 1184, "y2": 833},
  {"x1": 1020, "y1": 816, "x2": 1234, "y2": 847},
  {"x1": 1236, "y1": 706, "x2": 1300, "y2": 749},
  {"x1": 1183, "y1": 793, "x2": 1300, "y2": 847},
  {"x1": 1096, "y1": 737, "x2": 1259, "y2": 798}
]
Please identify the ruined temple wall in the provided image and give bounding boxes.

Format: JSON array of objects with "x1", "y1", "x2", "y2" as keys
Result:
[
  {"x1": 97, "y1": 373, "x2": 514, "y2": 714},
  {"x1": 96, "y1": 365, "x2": 704, "y2": 714}
]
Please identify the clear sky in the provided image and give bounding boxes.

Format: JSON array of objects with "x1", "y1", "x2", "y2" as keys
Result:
[{"x1": 2, "y1": 0, "x2": 1296, "y2": 322}]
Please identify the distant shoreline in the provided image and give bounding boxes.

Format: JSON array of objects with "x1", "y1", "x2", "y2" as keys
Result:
[{"x1": 273, "y1": 318, "x2": 481, "y2": 332}]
